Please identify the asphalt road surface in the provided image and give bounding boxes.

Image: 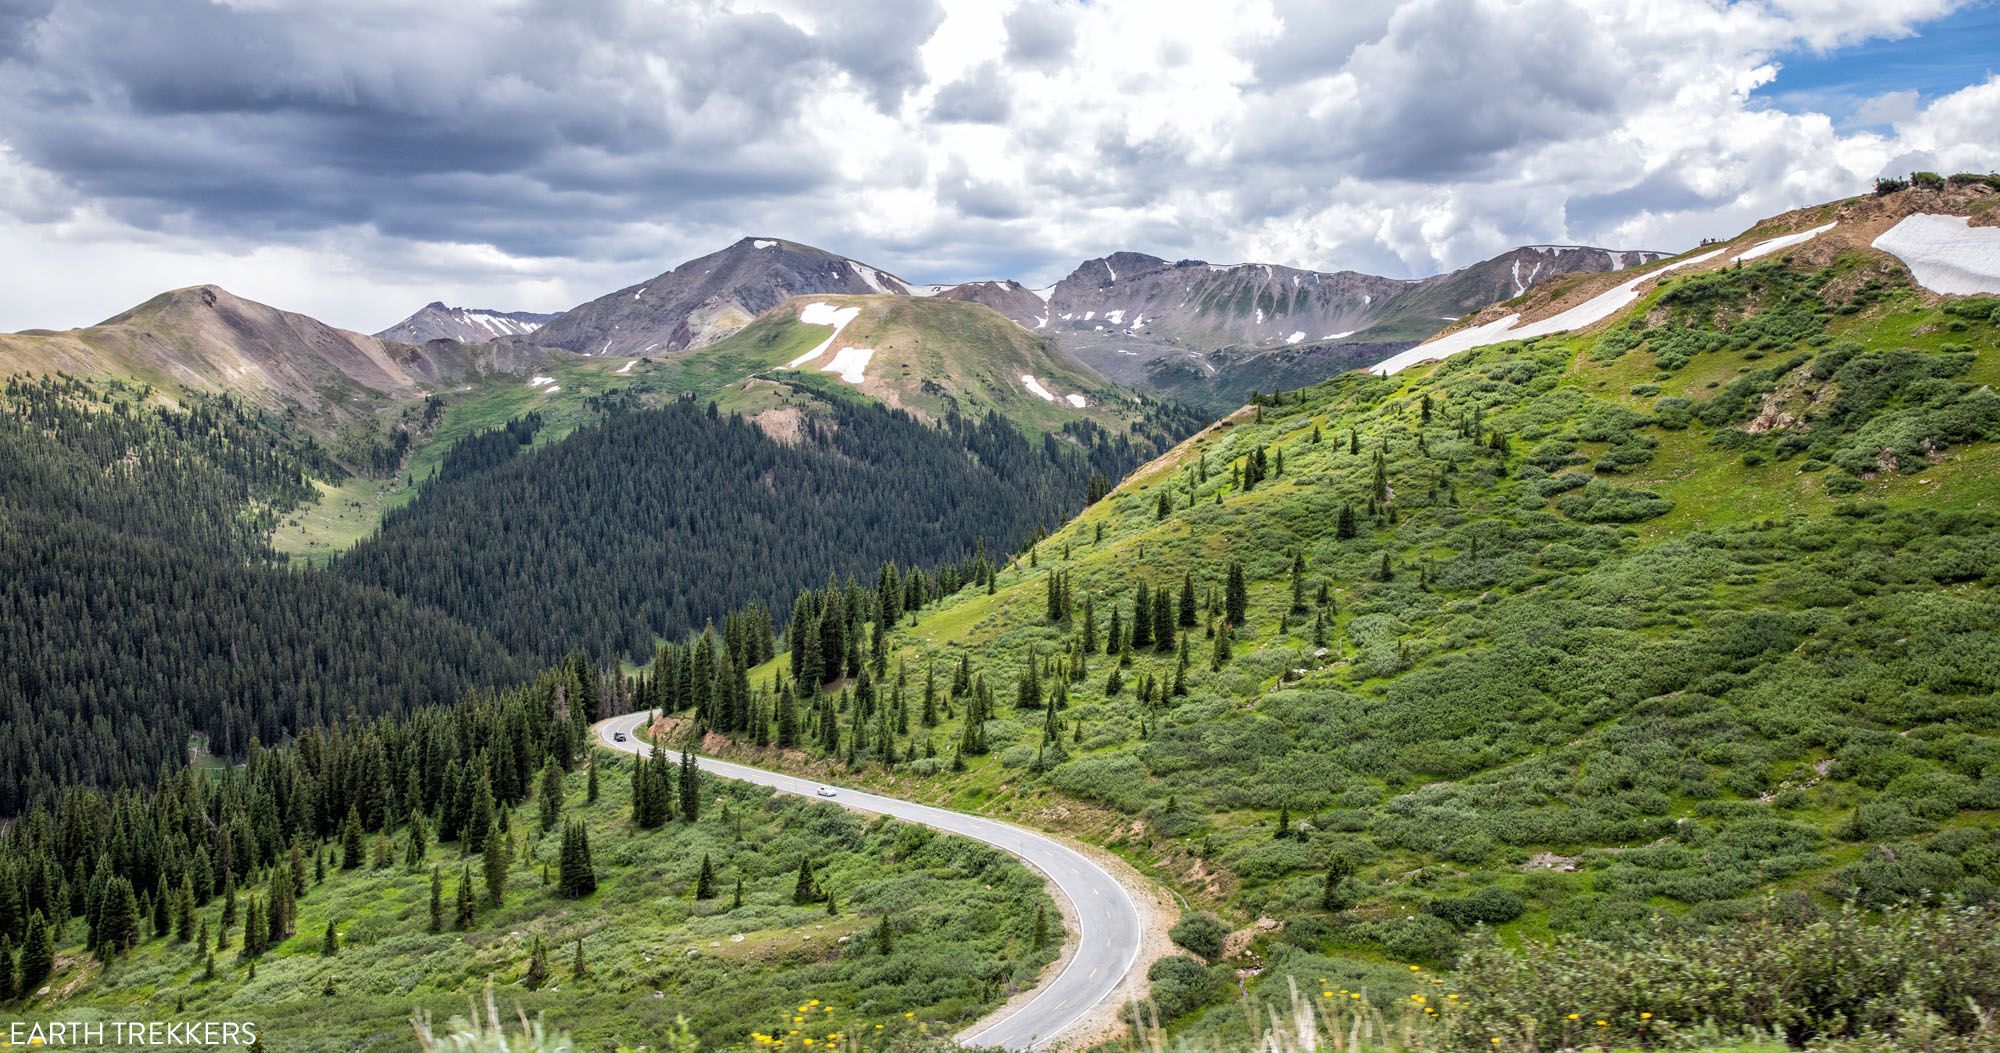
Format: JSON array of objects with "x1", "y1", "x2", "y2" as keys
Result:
[{"x1": 593, "y1": 712, "x2": 1142, "y2": 1050}]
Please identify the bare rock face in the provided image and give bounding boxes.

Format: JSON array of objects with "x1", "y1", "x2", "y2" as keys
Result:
[
  {"x1": 374, "y1": 303, "x2": 557, "y2": 344},
  {"x1": 926, "y1": 280, "x2": 1055, "y2": 328},
  {"x1": 525, "y1": 238, "x2": 915, "y2": 357}
]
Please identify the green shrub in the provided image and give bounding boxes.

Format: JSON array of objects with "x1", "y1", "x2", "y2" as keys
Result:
[
  {"x1": 1169, "y1": 912, "x2": 1231, "y2": 960},
  {"x1": 1147, "y1": 955, "x2": 1224, "y2": 1021}
]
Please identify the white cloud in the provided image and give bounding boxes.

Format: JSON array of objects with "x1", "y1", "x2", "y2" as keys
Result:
[{"x1": 0, "y1": 0, "x2": 1995, "y2": 333}]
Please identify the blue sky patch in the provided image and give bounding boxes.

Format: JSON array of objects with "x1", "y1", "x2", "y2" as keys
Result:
[{"x1": 1755, "y1": 1, "x2": 2000, "y2": 128}]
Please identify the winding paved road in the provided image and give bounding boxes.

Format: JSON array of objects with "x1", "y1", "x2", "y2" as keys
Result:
[{"x1": 592, "y1": 712, "x2": 1142, "y2": 1051}]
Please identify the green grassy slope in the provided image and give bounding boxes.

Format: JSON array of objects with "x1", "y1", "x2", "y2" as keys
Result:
[
  {"x1": 7, "y1": 762, "x2": 1056, "y2": 1052},
  {"x1": 690, "y1": 204, "x2": 2000, "y2": 1036}
]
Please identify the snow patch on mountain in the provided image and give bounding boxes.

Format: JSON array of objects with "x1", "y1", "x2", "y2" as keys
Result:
[
  {"x1": 821, "y1": 346, "x2": 875, "y2": 384},
  {"x1": 1735, "y1": 222, "x2": 1836, "y2": 262},
  {"x1": 1286, "y1": 331, "x2": 1306, "y2": 343},
  {"x1": 786, "y1": 302, "x2": 862, "y2": 367},
  {"x1": 1021, "y1": 375, "x2": 1057, "y2": 402},
  {"x1": 1873, "y1": 214, "x2": 2000, "y2": 294},
  {"x1": 1373, "y1": 248, "x2": 1729, "y2": 375},
  {"x1": 1065, "y1": 393, "x2": 1087, "y2": 408}
]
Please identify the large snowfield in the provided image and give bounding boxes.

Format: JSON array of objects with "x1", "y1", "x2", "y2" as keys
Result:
[
  {"x1": 1021, "y1": 374, "x2": 1057, "y2": 402},
  {"x1": 1873, "y1": 214, "x2": 2000, "y2": 295}
]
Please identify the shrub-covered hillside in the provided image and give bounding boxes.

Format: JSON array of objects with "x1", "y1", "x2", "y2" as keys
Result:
[
  {"x1": 673, "y1": 213, "x2": 2000, "y2": 1033},
  {"x1": 0, "y1": 660, "x2": 1057, "y2": 1051}
]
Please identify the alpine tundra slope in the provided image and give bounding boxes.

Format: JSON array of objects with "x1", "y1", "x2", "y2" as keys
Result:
[{"x1": 593, "y1": 712, "x2": 1144, "y2": 1051}]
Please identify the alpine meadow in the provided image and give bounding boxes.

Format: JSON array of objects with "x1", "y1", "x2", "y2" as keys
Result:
[{"x1": 3, "y1": 4, "x2": 2000, "y2": 1053}]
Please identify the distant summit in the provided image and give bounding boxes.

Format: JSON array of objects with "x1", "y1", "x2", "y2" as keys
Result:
[
  {"x1": 524, "y1": 237, "x2": 915, "y2": 357},
  {"x1": 375, "y1": 302, "x2": 557, "y2": 344}
]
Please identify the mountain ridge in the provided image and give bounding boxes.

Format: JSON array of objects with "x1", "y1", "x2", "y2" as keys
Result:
[{"x1": 374, "y1": 301, "x2": 559, "y2": 344}]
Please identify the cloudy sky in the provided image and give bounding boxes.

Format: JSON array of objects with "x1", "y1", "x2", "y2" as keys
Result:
[{"x1": 1, "y1": 0, "x2": 1997, "y2": 333}]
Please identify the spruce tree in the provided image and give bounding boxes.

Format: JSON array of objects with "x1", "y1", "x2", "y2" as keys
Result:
[
  {"x1": 586, "y1": 760, "x2": 600, "y2": 803},
  {"x1": 678, "y1": 751, "x2": 700, "y2": 822},
  {"x1": 242, "y1": 894, "x2": 266, "y2": 958},
  {"x1": 538, "y1": 761, "x2": 564, "y2": 833},
  {"x1": 874, "y1": 914, "x2": 894, "y2": 954},
  {"x1": 1031, "y1": 904, "x2": 1049, "y2": 951},
  {"x1": 429, "y1": 866, "x2": 444, "y2": 934},
  {"x1": 482, "y1": 821, "x2": 509, "y2": 908},
  {"x1": 1225, "y1": 562, "x2": 1248, "y2": 625},
  {"x1": 1322, "y1": 858, "x2": 1353, "y2": 911},
  {"x1": 694, "y1": 854, "x2": 716, "y2": 900},
  {"x1": 558, "y1": 821, "x2": 596, "y2": 898},
  {"x1": 791, "y1": 859, "x2": 818, "y2": 904},
  {"x1": 340, "y1": 807, "x2": 365, "y2": 869},
  {"x1": 455, "y1": 865, "x2": 477, "y2": 930},
  {"x1": 19, "y1": 913, "x2": 52, "y2": 993},
  {"x1": 572, "y1": 936, "x2": 588, "y2": 980},
  {"x1": 0, "y1": 935, "x2": 14, "y2": 1000},
  {"x1": 322, "y1": 920, "x2": 338, "y2": 957},
  {"x1": 524, "y1": 935, "x2": 548, "y2": 988}
]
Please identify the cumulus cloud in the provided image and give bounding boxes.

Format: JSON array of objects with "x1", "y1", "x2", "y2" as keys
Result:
[{"x1": 0, "y1": 0, "x2": 1995, "y2": 332}]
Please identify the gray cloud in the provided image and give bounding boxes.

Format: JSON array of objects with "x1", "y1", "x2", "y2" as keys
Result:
[
  {"x1": 0, "y1": 0, "x2": 934, "y2": 261},
  {"x1": 931, "y1": 62, "x2": 1013, "y2": 123},
  {"x1": 0, "y1": 0, "x2": 1991, "y2": 334},
  {"x1": 1003, "y1": 3, "x2": 1076, "y2": 70}
]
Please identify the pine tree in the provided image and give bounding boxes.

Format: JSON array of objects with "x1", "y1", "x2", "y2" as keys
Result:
[
  {"x1": 586, "y1": 760, "x2": 600, "y2": 803},
  {"x1": 524, "y1": 935, "x2": 548, "y2": 988},
  {"x1": 1031, "y1": 904, "x2": 1049, "y2": 950},
  {"x1": 572, "y1": 937, "x2": 588, "y2": 980},
  {"x1": 1275, "y1": 804, "x2": 1291, "y2": 840},
  {"x1": 1379, "y1": 552, "x2": 1394, "y2": 581},
  {"x1": 1211, "y1": 621, "x2": 1233, "y2": 669},
  {"x1": 1322, "y1": 858, "x2": 1353, "y2": 911},
  {"x1": 1225, "y1": 562, "x2": 1247, "y2": 626},
  {"x1": 242, "y1": 894, "x2": 267, "y2": 958},
  {"x1": 538, "y1": 761, "x2": 564, "y2": 833},
  {"x1": 694, "y1": 854, "x2": 716, "y2": 900},
  {"x1": 792, "y1": 858, "x2": 819, "y2": 904},
  {"x1": 322, "y1": 919, "x2": 338, "y2": 956},
  {"x1": 874, "y1": 914, "x2": 894, "y2": 954},
  {"x1": 267, "y1": 864, "x2": 294, "y2": 941},
  {"x1": 1337, "y1": 503, "x2": 1358, "y2": 540},
  {"x1": 19, "y1": 913, "x2": 52, "y2": 993},
  {"x1": 340, "y1": 807, "x2": 365, "y2": 869},
  {"x1": 732, "y1": 875, "x2": 744, "y2": 910},
  {"x1": 482, "y1": 820, "x2": 509, "y2": 907},
  {"x1": 455, "y1": 865, "x2": 477, "y2": 930},
  {"x1": 558, "y1": 821, "x2": 596, "y2": 898},
  {"x1": 1131, "y1": 583, "x2": 1153, "y2": 649},
  {"x1": 174, "y1": 875, "x2": 196, "y2": 943},
  {"x1": 429, "y1": 866, "x2": 444, "y2": 934},
  {"x1": 678, "y1": 751, "x2": 701, "y2": 822}
]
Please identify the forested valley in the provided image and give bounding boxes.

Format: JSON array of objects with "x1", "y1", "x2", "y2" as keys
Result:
[{"x1": 0, "y1": 371, "x2": 1190, "y2": 812}]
